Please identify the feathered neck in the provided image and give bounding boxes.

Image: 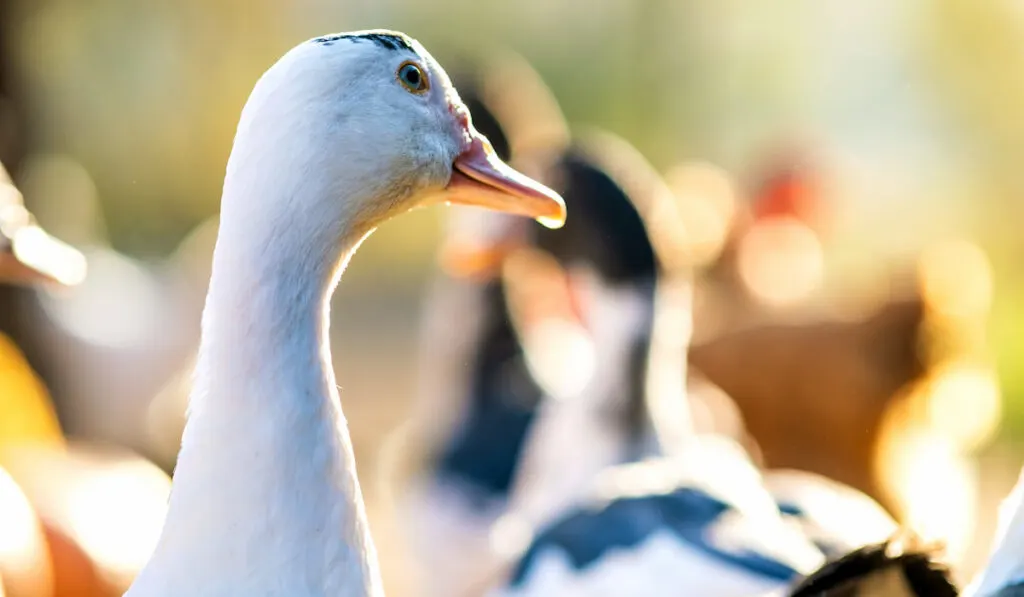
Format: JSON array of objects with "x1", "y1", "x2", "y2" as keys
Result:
[
  {"x1": 966, "y1": 467, "x2": 1024, "y2": 597},
  {"x1": 126, "y1": 141, "x2": 384, "y2": 597}
]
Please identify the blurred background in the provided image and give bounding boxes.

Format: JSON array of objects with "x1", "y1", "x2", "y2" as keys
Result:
[{"x1": 1, "y1": 0, "x2": 1024, "y2": 595}]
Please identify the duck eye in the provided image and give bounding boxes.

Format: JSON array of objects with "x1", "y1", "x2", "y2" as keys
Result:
[{"x1": 397, "y1": 62, "x2": 429, "y2": 94}]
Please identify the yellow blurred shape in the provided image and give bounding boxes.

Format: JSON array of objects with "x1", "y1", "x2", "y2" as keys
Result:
[
  {"x1": 918, "y1": 239, "x2": 993, "y2": 321},
  {"x1": 737, "y1": 216, "x2": 824, "y2": 307},
  {"x1": 0, "y1": 333, "x2": 63, "y2": 452},
  {"x1": 924, "y1": 362, "x2": 1002, "y2": 452}
]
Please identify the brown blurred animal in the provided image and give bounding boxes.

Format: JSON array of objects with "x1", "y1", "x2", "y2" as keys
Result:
[
  {"x1": 680, "y1": 148, "x2": 992, "y2": 538},
  {"x1": 689, "y1": 294, "x2": 925, "y2": 512}
]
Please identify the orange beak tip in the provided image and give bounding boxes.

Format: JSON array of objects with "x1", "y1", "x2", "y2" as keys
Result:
[{"x1": 536, "y1": 206, "x2": 566, "y2": 230}]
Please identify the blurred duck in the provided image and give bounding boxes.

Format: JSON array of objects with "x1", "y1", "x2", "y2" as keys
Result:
[
  {"x1": 399, "y1": 65, "x2": 677, "y2": 592},
  {"x1": 675, "y1": 147, "x2": 995, "y2": 560},
  {"x1": 399, "y1": 65, "x2": 927, "y2": 595},
  {"x1": 482, "y1": 149, "x2": 947, "y2": 596},
  {"x1": 492, "y1": 441, "x2": 953, "y2": 597},
  {"x1": 9, "y1": 154, "x2": 207, "y2": 460},
  {"x1": 687, "y1": 243, "x2": 996, "y2": 560},
  {"x1": 490, "y1": 435, "x2": 827, "y2": 597},
  {"x1": 0, "y1": 171, "x2": 72, "y2": 439},
  {"x1": 0, "y1": 161, "x2": 172, "y2": 597},
  {"x1": 687, "y1": 293, "x2": 926, "y2": 506},
  {"x1": 0, "y1": 161, "x2": 64, "y2": 597}
]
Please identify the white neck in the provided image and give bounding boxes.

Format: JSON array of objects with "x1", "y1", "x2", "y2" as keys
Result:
[
  {"x1": 128, "y1": 147, "x2": 384, "y2": 597},
  {"x1": 966, "y1": 466, "x2": 1024, "y2": 597}
]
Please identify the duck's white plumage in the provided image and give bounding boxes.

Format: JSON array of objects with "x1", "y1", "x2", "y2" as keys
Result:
[
  {"x1": 762, "y1": 469, "x2": 898, "y2": 560},
  {"x1": 490, "y1": 436, "x2": 826, "y2": 597},
  {"x1": 124, "y1": 30, "x2": 563, "y2": 597},
  {"x1": 965, "y1": 466, "x2": 1024, "y2": 597}
]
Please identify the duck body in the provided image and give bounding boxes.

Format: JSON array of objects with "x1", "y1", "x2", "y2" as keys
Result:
[
  {"x1": 403, "y1": 130, "x2": 667, "y2": 596},
  {"x1": 492, "y1": 437, "x2": 826, "y2": 597},
  {"x1": 125, "y1": 29, "x2": 565, "y2": 597}
]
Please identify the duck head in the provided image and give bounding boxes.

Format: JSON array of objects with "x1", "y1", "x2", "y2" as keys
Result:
[
  {"x1": 0, "y1": 164, "x2": 86, "y2": 287},
  {"x1": 222, "y1": 30, "x2": 565, "y2": 262}
]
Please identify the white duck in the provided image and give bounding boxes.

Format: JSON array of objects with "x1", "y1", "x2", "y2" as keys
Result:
[
  {"x1": 398, "y1": 131, "x2": 681, "y2": 597},
  {"x1": 964, "y1": 466, "x2": 1024, "y2": 597},
  {"x1": 124, "y1": 29, "x2": 565, "y2": 597}
]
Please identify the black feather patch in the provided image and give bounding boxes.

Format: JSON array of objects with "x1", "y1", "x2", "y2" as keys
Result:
[
  {"x1": 510, "y1": 487, "x2": 804, "y2": 588},
  {"x1": 312, "y1": 32, "x2": 415, "y2": 52},
  {"x1": 788, "y1": 537, "x2": 959, "y2": 597}
]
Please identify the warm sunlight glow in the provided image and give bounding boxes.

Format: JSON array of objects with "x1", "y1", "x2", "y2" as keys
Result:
[
  {"x1": 737, "y1": 216, "x2": 824, "y2": 307},
  {"x1": 882, "y1": 430, "x2": 976, "y2": 563},
  {"x1": 665, "y1": 161, "x2": 737, "y2": 266},
  {"x1": 521, "y1": 319, "x2": 596, "y2": 400},
  {"x1": 63, "y1": 460, "x2": 171, "y2": 583},
  {"x1": 924, "y1": 362, "x2": 1002, "y2": 451},
  {"x1": 918, "y1": 239, "x2": 993, "y2": 321},
  {"x1": 0, "y1": 467, "x2": 48, "y2": 582}
]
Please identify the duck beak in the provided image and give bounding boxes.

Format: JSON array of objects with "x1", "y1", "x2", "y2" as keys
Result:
[
  {"x1": 445, "y1": 133, "x2": 566, "y2": 230},
  {"x1": 0, "y1": 184, "x2": 87, "y2": 287},
  {"x1": 0, "y1": 227, "x2": 87, "y2": 288}
]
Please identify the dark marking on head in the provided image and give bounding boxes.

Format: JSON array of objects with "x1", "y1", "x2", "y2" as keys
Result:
[
  {"x1": 788, "y1": 538, "x2": 958, "y2": 597},
  {"x1": 312, "y1": 31, "x2": 416, "y2": 53}
]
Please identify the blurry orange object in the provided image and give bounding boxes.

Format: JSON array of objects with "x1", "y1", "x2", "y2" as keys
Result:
[
  {"x1": 688, "y1": 296, "x2": 926, "y2": 511},
  {"x1": 0, "y1": 466, "x2": 52, "y2": 597},
  {"x1": 0, "y1": 332, "x2": 63, "y2": 597},
  {"x1": 2, "y1": 445, "x2": 171, "y2": 597},
  {"x1": 0, "y1": 333, "x2": 64, "y2": 454}
]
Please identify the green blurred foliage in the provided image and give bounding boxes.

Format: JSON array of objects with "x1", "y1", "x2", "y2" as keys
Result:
[{"x1": 5, "y1": 0, "x2": 1024, "y2": 432}]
